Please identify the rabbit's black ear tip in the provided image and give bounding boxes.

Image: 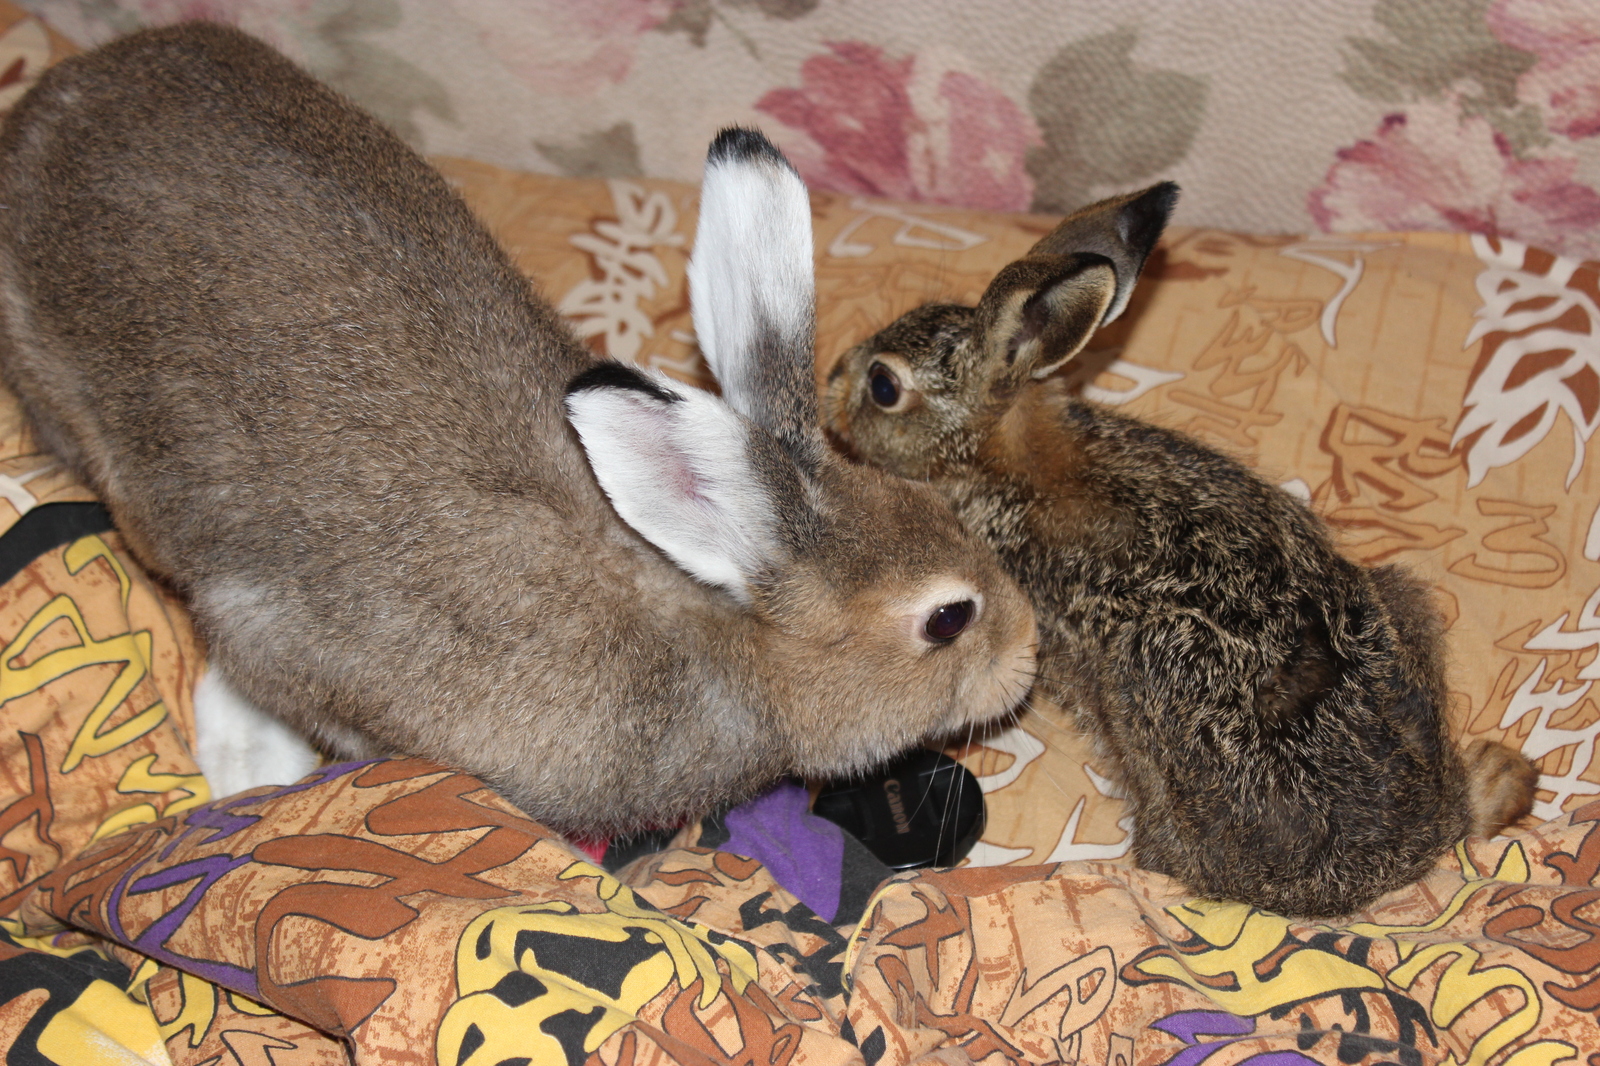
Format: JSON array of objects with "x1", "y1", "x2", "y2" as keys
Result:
[
  {"x1": 708, "y1": 127, "x2": 787, "y2": 169},
  {"x1": 566, "y1": 361, "x2": 681, "y2": 404}
]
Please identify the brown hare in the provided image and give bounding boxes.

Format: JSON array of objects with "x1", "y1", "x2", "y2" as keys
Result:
[
  {"x1": 824, "y1": 182, "x2": 1537, "y2": 917},
  {"x1": 0, "y1": 25, "x2": 1039, "y2": 834}
]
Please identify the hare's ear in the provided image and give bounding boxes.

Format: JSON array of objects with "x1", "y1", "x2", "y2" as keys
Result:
[
  {"x1": 564, "y1": 363, "x2": 791, "y2": 603},
  {"x1": 687, "y1": 128, "x2": 821, "y2": 469},
  {"x1": 973, "y1": 182, "x2": 1177, "y2": 382},
  {"x1": 1031, "y1": 181, "x2": 1178, "y2": 325}
]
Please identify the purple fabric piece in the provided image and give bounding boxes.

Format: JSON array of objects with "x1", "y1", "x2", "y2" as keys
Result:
[
  {"x1": 721, "y1": 780, "x2": 846, "y2": 920},
  {"x1": 1151, "y1": 1011, "x2": 1256, "y2": 1044}
]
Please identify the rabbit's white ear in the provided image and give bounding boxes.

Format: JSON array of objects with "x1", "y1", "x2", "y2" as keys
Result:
[
  {"x1": 564, "y1": 363, "x2": 786, "y2": 602},
  {"x1": 687, "y1": 128, "x2": 818, "y2": 458}
]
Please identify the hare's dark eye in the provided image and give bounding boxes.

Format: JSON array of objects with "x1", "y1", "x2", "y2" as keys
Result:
[
  {"x1": 868, "y1": 362, "x2": 901, "y2": 408},
  {"x1": 924, "y1": 600, "x2": 974, "y2": 643}
]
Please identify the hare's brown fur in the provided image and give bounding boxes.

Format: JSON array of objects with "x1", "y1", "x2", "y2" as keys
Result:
[{"x1": 826, "y1": 185, "x2": 1537, "y2": 917}]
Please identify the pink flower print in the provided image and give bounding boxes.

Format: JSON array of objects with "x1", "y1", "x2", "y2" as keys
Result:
[
  {"x1": 1310, "y1": 99, "x2": 1600, "y2": 257},
  {"x1": 757, "y1": 42, "x2": 1038, "y2": 212},
  {"x1": 1488, "y1": 0, "x2": 1600, "y2": 139},
  {"x1": 449, "y1": 0, "x2": 677, "y2": 96},
  {"x1": 931, "y1": 68, "x2": 1041, "y2": 211},
  {"x1": 759, "y1": 43, "x2": 917, "y2": 200}
]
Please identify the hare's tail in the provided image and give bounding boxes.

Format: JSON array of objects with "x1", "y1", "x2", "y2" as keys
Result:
[{"x1": 1462, "y1": 738, "x2": 1539, "y2": 837}]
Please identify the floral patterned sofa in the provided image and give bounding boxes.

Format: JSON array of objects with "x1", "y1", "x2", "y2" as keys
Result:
[
  {"x1": 23, "y1": 0, "x2": 1600, "y2": 259},
  {"x1": 0, "y1": 3, "x2": 1597, "y2": 1065}
]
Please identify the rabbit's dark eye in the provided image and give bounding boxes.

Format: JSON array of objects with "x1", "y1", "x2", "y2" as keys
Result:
[
  {"x1": 924, "y1": 600, "x2": 974, "y2": 643},
  {"x1": 868, "y1": 363, "x2": 901, "y2": 408}
]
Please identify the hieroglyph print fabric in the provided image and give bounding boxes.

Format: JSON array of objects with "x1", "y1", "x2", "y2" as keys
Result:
[{"x1": 11, "y1": 760, "x2": 1600, "y2": 1066}]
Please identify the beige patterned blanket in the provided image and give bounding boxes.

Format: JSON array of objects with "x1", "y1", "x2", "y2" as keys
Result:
[{"x1": 0, "y1": 8, "x2": 1597, "y2": 1065}]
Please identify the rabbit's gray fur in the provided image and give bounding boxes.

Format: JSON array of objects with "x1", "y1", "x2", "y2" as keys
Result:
[
  {"x1": 0, "y1": 24, "x2": 1039, "y2": 832},
  {"x1": 824, "y1": 183, "x2": 1537, "y2": 917}
]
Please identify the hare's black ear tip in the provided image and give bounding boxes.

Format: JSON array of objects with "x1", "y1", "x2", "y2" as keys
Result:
[
  {"x1": 707, "y1": 126, "x2": 789, "y2": 170},
  {"x1": 1119, "y1": 182, "x2": 1179, "y2": 249},
  {"x1": 1144, "y1": 181, "x2": 1180, "y2": 219},
  {"x1": 566, "y1": 361, "x2": 681, "y2": 404}
]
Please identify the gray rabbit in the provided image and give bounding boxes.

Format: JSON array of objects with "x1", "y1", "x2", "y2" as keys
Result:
[
  {"x1": 824, "y1": 183, "x2": 1537, "y2": 917},
  {"x1": 0, "y1": 24, "x2": 1039, "y2": 833}
]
